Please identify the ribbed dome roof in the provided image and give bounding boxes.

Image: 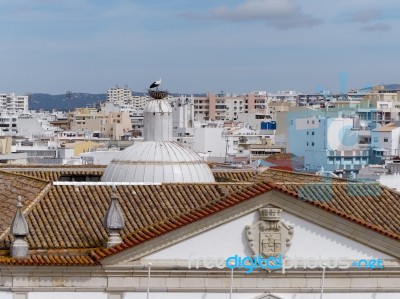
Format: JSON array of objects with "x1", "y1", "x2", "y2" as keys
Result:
[
  {"x1": 144, "y1": 99, "x2": 172, "y2": 114},
  {"x1": 101, "y1": 141, "x2": 215, "y2": 183}
]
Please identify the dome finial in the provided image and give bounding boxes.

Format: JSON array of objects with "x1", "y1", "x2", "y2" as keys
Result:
[
  {"x1": 17, "y1": 195, "x2": 22, "y2": 206},
  {"x1": 103, "y1": 185, "x2": 125, "y2": 248},
  {"x1": 112, "y1": 184, "x2": 117, "y2": 195},
  {"x1": 10, "y1": 196, "x2": 29, "y2": 258}
]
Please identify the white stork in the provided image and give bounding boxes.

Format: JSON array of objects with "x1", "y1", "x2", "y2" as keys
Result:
[{"x1": 149, "y1": 78, "x2": 162, "y2": 89}]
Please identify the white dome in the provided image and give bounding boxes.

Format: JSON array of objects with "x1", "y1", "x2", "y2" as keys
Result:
[{"x1": 101, "y1": 141, "x2": 215, "y2": 183}]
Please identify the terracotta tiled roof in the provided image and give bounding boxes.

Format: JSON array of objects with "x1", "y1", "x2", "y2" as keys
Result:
[
  {"x1": 272, "y1": 181, "x2": 400, "y2": 239},
  {"x1": 213, "y1": 170, "x2": 259, "y2": 182},
  {"x1": 0, "y1": 183, "x2": 247, "y2": 250},
  {"x1": 264, "y1": 153, "x2": 297, "y2": 160},
  {"x1": 0, "y1": 254, "x2": 98, "y2": 266},
  {"x1": 2, "y1": 166, "x2": 106, "y2": 182},
  {"x1": 7, "y1": 169, "x2": 105, "y2": 182},
  {"x1": 0, "y1": 171, "x2": 50, "y2": 237},
  {"x1": 260, "y1": 168, "x2": 347, "y2": 183},
  {"x1": 258, "y1": 169, "x2": 400, "y2": 239}
]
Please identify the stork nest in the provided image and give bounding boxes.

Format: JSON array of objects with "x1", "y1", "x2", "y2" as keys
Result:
[{"x1": 148, "y1": 89, "x2": 169, "y2": 99}]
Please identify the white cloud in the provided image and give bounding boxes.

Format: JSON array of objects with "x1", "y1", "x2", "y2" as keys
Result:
[
  {"x1": 347, "y1": 8, "x2": 392, "y2": 32},
  {"x1": 182, "y1": 0, "x2": 321, "y2": 30},
  {"x1": 210, "y1": 0, "x2": 297, "y2": 20},
  {"x1": 361, "y1": 23, "x2": 391, "y2": 32},
  {"x1": 349, "y1": 9, "x2": 382, "y2": 23}
]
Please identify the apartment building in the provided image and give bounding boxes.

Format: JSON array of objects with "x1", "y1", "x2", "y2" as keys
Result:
[
  {"x1": 0, "y1": 93, "x2": 29, "y2": 113},
  {"x1": 370, "y1": 122, "x2": 400, "y2": 163},
  {"x1": 194, "y1": 92, "x2": 266, "y2": 121},
  {"x1": 107, "y1": 86, "x2": 150, "y2": 108},
  {"x1": 107, "y1": 86, "x2": 134, "y2": 105},
  {"x1": 0, "y1": 113, "x2": 18, "y2": 135},
  {"x1": 192, "y1": 91, "x2": 301, "y2": 122},
  {"x1": 287, "y1": 115, "x2": 369, "y2": 171},
  {"x1": 361, "y1": 85, "x2": 400, "y2": 108},
  {"x1": 69, "y1": 107, "x2": 132, "y2": 140}
]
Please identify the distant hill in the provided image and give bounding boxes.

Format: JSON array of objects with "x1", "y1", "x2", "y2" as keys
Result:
[
  {"x1": 360, "y1": 84, "x2": 400, "y2": 91},
  {"x1": 28, "y1": 92, "x2": 205, "y2": 111},
  {"x1": 382, "y1": 84, "x2": 400, "y2": 90},
  {"x1": 29, "y1": 93, "x2": 107, "y2": 111}
]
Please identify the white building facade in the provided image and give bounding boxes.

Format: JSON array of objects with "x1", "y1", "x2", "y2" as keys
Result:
[{"x1": 0, "y1": 93, "x2": 29, "y2": 113}]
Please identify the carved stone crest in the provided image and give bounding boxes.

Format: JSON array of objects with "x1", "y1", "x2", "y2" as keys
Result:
[{"x1": 246, "y1": 208, "x2": 294, "y2": 257}]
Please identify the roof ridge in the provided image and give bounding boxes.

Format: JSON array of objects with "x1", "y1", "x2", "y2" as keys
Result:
[
  {"x1": 0, "y1": 169, "x2": 49, "y2": 183},
  {"x1": 269, "y1": 182, "x2": 400, "y2": 241},
  {"x1": 262, "y1": 168, "x2": 349, "y2": 181},
  {"x1": 0, "y1": 182, "x2": 53, "y2": 241},
  {"x1": 310, "y1": 200, "x2": 400, "y2": 240},
  {"x1": 0, "y1": 165, "x2": 106, "y2": 169}
]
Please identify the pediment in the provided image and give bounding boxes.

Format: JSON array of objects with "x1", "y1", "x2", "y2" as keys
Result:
[{"x1": 103, "y1": 190, "x2": 399, "y2": 265}]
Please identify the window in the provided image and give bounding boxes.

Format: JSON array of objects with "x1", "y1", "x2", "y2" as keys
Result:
[
  {"x1": 312, "y1": 131, "x2": 314, "y2": 135},
  {"x1": 307, "y1": 142, "x2": 309, "y2": 146},
  {"x1": 384, "y1": 137, "x2": 388, "y2": 142},
  {"x1": 307, "y1": 131, "x2": 309, "y2": 135},
  {"x1": 312, "y1": 142, "x2": 314, "y2": 146}
]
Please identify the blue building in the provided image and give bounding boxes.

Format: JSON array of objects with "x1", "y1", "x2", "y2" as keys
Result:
[{"x1": 287, "y1": 115, "x2": 369, "y2": 171}]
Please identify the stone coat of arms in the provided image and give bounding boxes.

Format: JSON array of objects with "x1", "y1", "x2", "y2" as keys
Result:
[{"x1": 246, "y1": 207, "x2": 294, "y2": 257}]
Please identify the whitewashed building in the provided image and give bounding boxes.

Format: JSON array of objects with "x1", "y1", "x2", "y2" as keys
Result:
[
  {"x1": 371, "y1": 122, "x2": 400, "y2": 161},
  {"x1": 0, "y1": 93, "x2": 29, "y2": 113},
  {"x1": 0, "y1": 89, "x2": 399, "y2": 299}
]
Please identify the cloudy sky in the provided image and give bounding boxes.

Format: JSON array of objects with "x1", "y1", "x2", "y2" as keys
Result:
[{"x1": 0, "y1": 0, "x2": 399, "y2": 94}]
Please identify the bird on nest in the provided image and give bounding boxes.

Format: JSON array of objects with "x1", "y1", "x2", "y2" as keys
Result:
[{"x1": 149, "y1": 78, "x2": 161, "y2": 89}]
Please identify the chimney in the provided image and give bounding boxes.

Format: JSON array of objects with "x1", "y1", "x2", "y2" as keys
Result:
[
  {"x1": 103, "y1": 185, "x2": 125, "y2": 248},
  {"x1": 10, "y1": 196, "x2": 29, "y2": 258}
]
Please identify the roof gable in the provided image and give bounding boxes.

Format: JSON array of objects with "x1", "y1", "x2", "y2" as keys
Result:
[{"x1": 142, "y1": 206, "x2": 392, "y2": 262}]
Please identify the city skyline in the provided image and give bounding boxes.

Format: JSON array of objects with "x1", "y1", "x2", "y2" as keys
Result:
[{"x1": 1, "y1": 0, "x2": 399, "y2": 95}]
